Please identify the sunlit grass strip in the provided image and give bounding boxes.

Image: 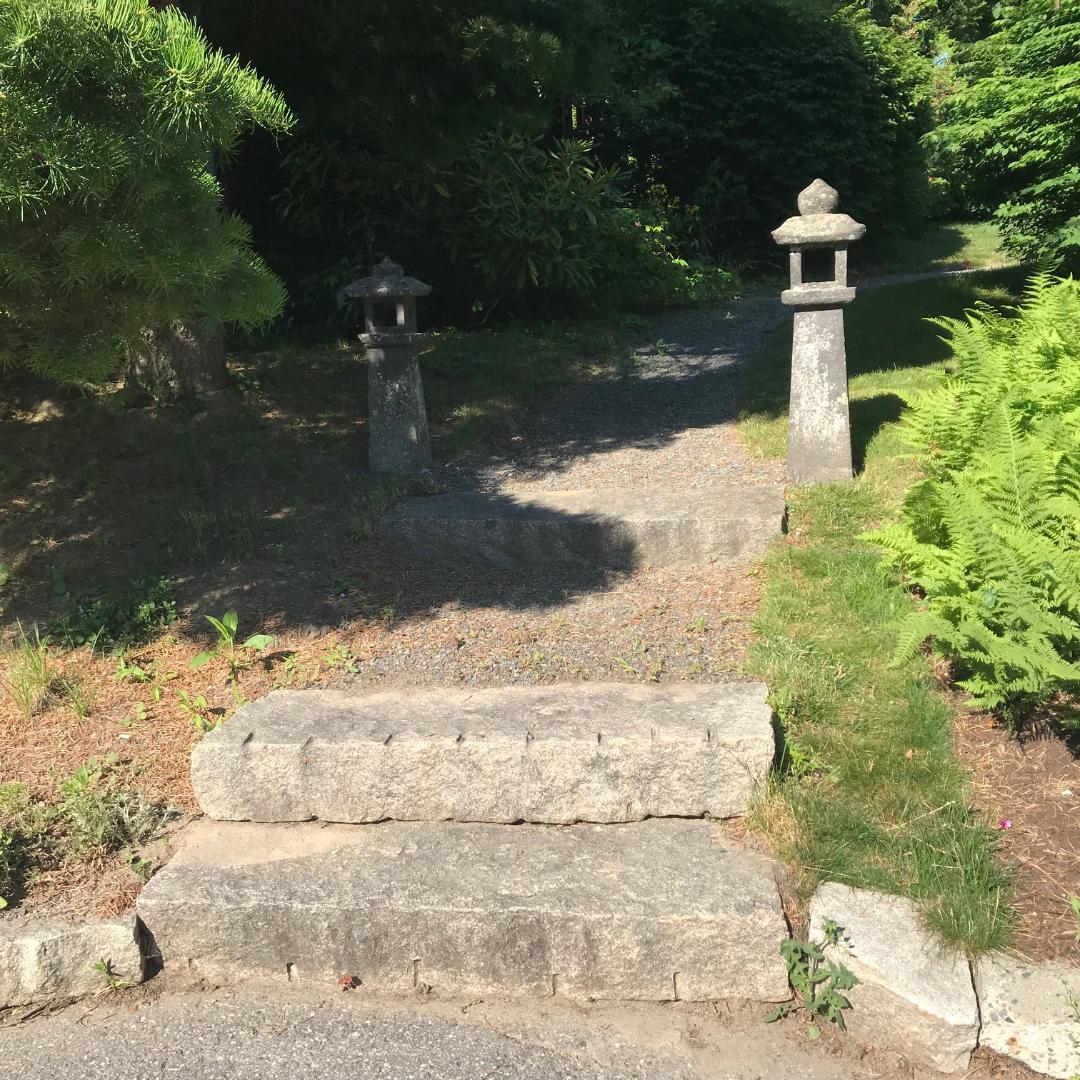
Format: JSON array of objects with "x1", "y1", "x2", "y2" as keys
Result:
[{"x1": 742, "y1": 272, "x2": 1022, "y2": 954}]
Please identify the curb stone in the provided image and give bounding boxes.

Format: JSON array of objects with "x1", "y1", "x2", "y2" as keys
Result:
[
  {"x1": 0, "y1": 915, "x2": 144, "y2": 1009},
  {"x1": 975, "y1": 954, "x2": 1080, "y2": 1080},
  {"x1": 809, "y1": 883, "x2": 979, "y2": 1074}
]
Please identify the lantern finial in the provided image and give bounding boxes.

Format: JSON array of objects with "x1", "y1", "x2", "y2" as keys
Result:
[{"x1": 797, "y1": 179, "x2": 839, "y2": 216}]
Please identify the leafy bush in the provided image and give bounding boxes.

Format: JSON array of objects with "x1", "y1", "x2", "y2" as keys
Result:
[
  {"x1": 437, "y1": 134, "x2": 625, "y2": 309},
  {"x1": 934, "y1": 0, "x2": 1080, "y2": 266},
  {"x1": 864, "y1": 274, "x2": 1080, "y2": 725},
  {"x1": 0, "y1": 0, "x2": 293, "y2": 383},
  {"x1": 600, "y1": 0, "x2": 935, "y2": 257}
]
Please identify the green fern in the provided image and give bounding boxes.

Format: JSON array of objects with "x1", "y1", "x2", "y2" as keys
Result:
[{"x1": 863, "y1": 275, "x2": 1080, "y2": 726}]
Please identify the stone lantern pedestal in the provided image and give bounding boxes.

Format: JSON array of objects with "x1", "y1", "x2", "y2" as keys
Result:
[
  {"x1": 772, "y1": 180, "x2": 866, "y2": 485},
  {"x1": 345, "y1": 258, "x2": 433, "y2": 474}
]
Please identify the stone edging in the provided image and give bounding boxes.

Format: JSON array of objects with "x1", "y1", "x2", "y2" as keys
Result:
[
  {"x1": 2, "y1": 890, "x2": 1077, "y2": 1080},
  {"x1": 0, "y1": 915, "x2": 144, "y2": 1010},
  {"x1": 811, "y1": 882, "x2": 1080, "y2": 1078}
]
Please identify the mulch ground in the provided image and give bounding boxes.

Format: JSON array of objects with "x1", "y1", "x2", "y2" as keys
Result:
[{"x1": 955, "y1": 706, "x2": 1080, "y2": 963}]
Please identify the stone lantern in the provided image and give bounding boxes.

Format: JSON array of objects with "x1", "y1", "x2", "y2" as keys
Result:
[
  {"x1": 345, "y1": 257, "x2": 433, "y2": 474},
  {"x1": 772, "y1": 180, "x2": 866, "y2": 484}
]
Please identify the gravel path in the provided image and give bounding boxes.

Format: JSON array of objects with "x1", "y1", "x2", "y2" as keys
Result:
[
  {"x1": 348, "y1": 292, "x2": 791, "y2": 690},
  {"x1": 442, "y1": 294, "x2": 788, "y2": 494}
]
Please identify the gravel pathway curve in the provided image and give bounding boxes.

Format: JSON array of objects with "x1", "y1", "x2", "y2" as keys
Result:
[
  {"x1": 345, "y1": 268, "x2": 976, "y2": 690},
  {"x1": 442, "y1": 294, "x2": 788, "y2": 494}
]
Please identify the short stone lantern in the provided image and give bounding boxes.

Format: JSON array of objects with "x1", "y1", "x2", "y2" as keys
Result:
[
  {"x1": 345, "y1": 257, "x2": 433, "y2": 474},
  {"x1": 772, "y1": 180, "x2": 866, "y2": 484}
]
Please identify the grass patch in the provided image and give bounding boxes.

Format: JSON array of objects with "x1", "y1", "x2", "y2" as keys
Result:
[
  {"x1": 743, "y1": 270, "x2": 1026, "y2": 954},
  {"x1": 861, "y1": 220, "x2": 1013, "y2": 275},
  {"x1": 0, "y1": 756, "x2": 171, "y2": 908}
]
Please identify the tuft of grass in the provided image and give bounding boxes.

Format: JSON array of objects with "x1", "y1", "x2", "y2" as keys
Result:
[
  {"x1": 2, "y1": 624, "x2": 57, "y2": 718},
  {"x1": 742, "y1": 271, "x2": 1026, "y2": 955},
  {"x1": 57, "y1": 675, "x2": 97, "y2": 719}
]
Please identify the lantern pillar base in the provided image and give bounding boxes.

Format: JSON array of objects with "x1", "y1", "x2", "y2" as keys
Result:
[
  {"x1": 364, "y1": 338, "x2": 432, "y2": 474},
  {"x1": 787, "y1": 307, "x2": 853, "y2": 485}
]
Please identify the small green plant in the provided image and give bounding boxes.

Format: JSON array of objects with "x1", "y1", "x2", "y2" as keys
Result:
[
  {"x1": 91, "y1": 958, "x2": 130, "y2": 991},
  {"x1": 55, "y1": 756, "x2": 170, "y2": 860},
  {"x1": 321, "y1": 643, "x2": 359, "y2": 674},
  {"x1": 127, "y1": 852, "x2": 153, "y2": 884},
  {"x1": 2, "y1": 623, "x2": 57, "y2": 718},
  {"x1": 176, "y1": 689, "x2": 214, "y2": 732},
  {"x1": 1069, "y1": 894, "x2": 1080, "y2": 943},
  {"x1": 765, "y1": 920, "x2": 858, "y2": 1039},
  {"x1": 190, "y1": 611, "x2": 274, "y2": 682},
  {"x1": 114, "y1": 653, "x2": 152, "y2": 684}
]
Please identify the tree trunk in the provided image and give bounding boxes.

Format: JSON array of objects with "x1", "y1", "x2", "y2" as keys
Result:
[{"x1": 128, "y1": 322, "x2": 228, "y2": 403}]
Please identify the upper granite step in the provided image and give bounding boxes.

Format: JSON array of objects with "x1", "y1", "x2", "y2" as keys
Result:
[
  {"x1": 377, "y1": 485, "x2": 785, "y2": 569},
  {"x1": 191, "y1": 683, "x2": 775, "y2": 825}
]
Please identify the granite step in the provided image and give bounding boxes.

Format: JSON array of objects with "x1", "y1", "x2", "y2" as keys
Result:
[
  {"x1": 191, "y1": 683, "x2": 775, "y2": 824},
  {"x1": 136, "y1": 818, "x2": 791, "y2": 1002},
  {"x1": 377, "y1": 485, "x2": 785, "y2": 569}
]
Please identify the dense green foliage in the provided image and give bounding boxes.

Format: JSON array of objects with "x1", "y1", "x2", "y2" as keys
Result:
[
  {"x1": 935, "y1": 0, "x2": 1080, "y2": 265},
  {"x1": 0, "y1": 0, "x2": 293, "y2": 382},
  {"x1": 598, "y1": 0, "x2": 935, "y2": 258},
  {"x1": 185, "y1": 0, "x2": 934, "y2": 319},
  {"x1": 866, "y1": 275, "x2": 1080, "y2": 726}
]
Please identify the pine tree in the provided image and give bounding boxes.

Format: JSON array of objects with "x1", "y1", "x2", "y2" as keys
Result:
[{"x1": 0, "y1": 0, "x2": 294, "y2": 395}]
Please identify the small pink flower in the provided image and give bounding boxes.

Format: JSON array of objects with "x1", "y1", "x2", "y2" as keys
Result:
[{"x1": 998, "y1": 819, "x2": 1013, "y2": 830}]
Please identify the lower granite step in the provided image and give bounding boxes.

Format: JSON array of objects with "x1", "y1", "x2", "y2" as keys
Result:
[{"x1": 137, "y1": 819, "x2": 791, "y2": 1003}]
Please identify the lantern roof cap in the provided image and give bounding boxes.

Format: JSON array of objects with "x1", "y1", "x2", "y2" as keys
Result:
[
  {"x1": 772, "y1": 179, "x2": 866, "y2": 248},
  {"x1": 345, "y1": 257, "x2": 432, "y2": 299}
]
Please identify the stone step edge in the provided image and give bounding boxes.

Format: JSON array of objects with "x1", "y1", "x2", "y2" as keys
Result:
[
  {"x1": 191, "y1": 682, "x2": 776, "y2": 824},
  {"x1": 377, "y1": 485, "x2": 786, "y2": 568},
  {"x1": 136, "y1": 818, "x2": 792, "y2": 1004}
]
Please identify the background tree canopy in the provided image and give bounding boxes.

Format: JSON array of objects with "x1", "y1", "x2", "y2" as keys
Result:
[
  {"x1": 4, "y1": 0, "x2": 1067, "y2": 381},
  {"x1": 934, "y1": 0, "x2": 1080, "y2": 266}
]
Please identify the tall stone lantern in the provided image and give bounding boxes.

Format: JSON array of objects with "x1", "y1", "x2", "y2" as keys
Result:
[
  {"x1": 345, "y1": 257, "x2": 433, "y2": 474},
  {"x1": 772, "y1": 180, "x2": 866, "y2": 484}
]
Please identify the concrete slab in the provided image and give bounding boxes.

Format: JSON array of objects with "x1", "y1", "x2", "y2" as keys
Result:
[
  {"x1": 810, "y1": 884, "x2": 979, "y2": 1074},
  {"x1": 378, "y1": 486, "x2": 785, "y2": 569}
]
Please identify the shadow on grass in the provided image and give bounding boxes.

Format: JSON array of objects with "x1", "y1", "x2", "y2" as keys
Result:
[{"x1": 850, "y1": 394, "x2": 905, "y2": 474}]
